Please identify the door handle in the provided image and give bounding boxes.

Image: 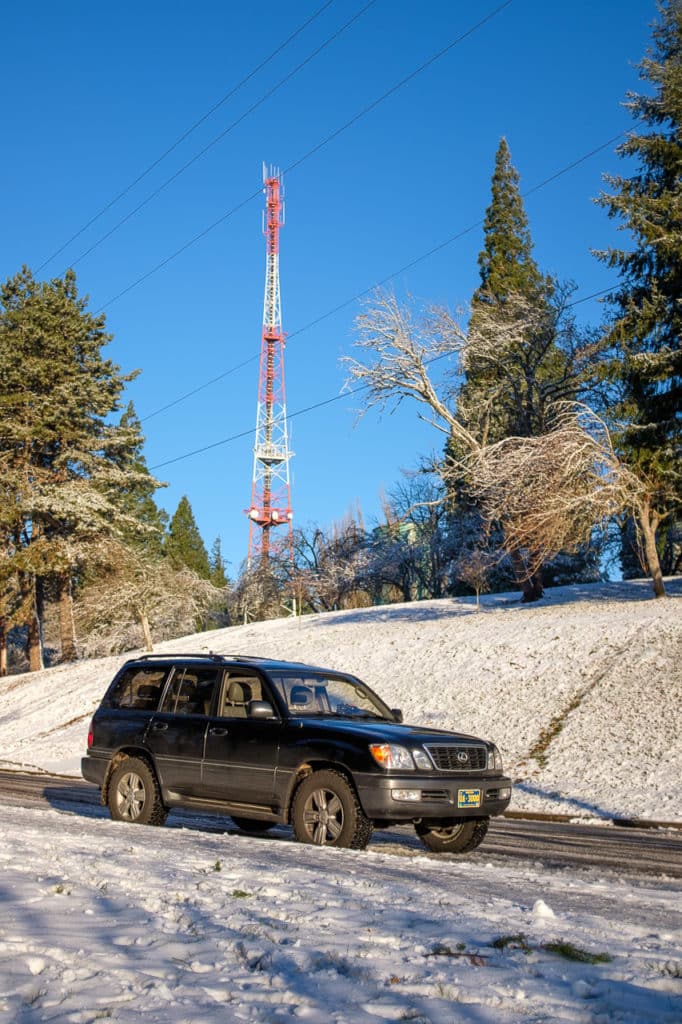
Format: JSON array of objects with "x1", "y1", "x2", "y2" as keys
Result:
[
  {"x1": 151, "y1": 721, "x2": 168, "y2": 732},
  {"x1": 209, "y1": 727, "x2": 228, "y2": 737}
]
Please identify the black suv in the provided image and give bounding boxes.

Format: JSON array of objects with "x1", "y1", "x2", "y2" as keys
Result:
[{"x1": 82, "y1": 653, "x2": 511, "y2": 853}]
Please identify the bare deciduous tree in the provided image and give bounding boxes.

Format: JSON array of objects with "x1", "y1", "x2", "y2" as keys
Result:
[
  {"x1": 75, "y1": 541, "x2": 226, "y2": 656},
  {"x1": 346, "y1": 290, "x2": 667, "y2": 599},
  {"x1": 465, "y1": 405, "x2": 667, "y2": 589},
  {"x1": 454, "y1": 548, "x2": 495, "y2": 609}
]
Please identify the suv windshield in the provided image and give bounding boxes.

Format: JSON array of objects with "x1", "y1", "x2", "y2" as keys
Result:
[{"x1": 270, "y1": 671, "x2": 392, "y2": 720}]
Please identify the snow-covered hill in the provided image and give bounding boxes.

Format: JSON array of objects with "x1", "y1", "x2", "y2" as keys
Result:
[{"x1": 1, "y1": 579, "x2": 680, "y2": 822}]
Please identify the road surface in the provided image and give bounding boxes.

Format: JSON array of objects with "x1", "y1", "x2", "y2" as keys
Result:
[{"x1": 1, "y1": 768, "x2": 680, "y2": 878}]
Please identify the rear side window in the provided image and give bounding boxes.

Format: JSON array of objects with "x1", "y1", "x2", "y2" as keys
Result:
[
  {"x1": 107, "y1": 668, "x2": 168, "y2": 710},
  {"x1": 160, "y1": 667, "x2": 221, "y2": 716}
]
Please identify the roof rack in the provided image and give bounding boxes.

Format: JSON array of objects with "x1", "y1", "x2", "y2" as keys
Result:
[
  {"x1": 130, "y1": 652, "x2": 313, "y2": 667},
  {"x1": 136, "y1": 652, "x2": 227, "y2": 662}
]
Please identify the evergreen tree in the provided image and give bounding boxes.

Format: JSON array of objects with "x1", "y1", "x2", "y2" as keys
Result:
[
  {"x1": 166, "y1": 497, "x2": 211, "y2": 580},
  {"x1": 595, "y1": 0, "x2": 681, "y2": 594},
  {"x1": 474, "y1": 137, "x2": 545, "y2": 304},
  {"x1": 0, "y1": 266, "x2": 156, "y2": 668},
  {"x1": 450, "y1": 140, "x2": 599, "y2": 600},
  {"x1": 209, "y1": 536, "x2": 229, "y2": 589},
  {"x1": 108, "y1": 403, "x2": 168, "y2": 558}
]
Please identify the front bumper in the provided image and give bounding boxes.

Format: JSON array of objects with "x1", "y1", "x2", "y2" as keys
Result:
[{"x1": 354, "y1": 772, "x2": 512, "y2": 821}]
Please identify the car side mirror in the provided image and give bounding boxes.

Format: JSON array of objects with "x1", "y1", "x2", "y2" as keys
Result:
[
  {"x1": 248, "y1": 700, "x2": 276, "y2": 719},
  {"x1": 391, "y1": 708, "x2": 403, "y2": 723}
]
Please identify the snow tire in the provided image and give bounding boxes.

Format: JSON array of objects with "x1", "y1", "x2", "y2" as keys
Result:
[
  {"x1": 415, "y1": 816, "x2": 489, "y2": 854},
  {"x1": 107, "y1": 756, "x2": 167, "y2": 827},
  {"x1": 291, "y1": 769, "x2": 373, "y2": 850}
]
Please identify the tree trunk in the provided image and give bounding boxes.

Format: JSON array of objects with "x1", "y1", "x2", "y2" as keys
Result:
[
  {"x1": 57, "y1": 573, "x2": 78, "y2": 662},
  {"x1": 137, "y1": 609, "x2": 154, "y2": 651},
  {"x1": 21, "y1": 574, "x2": 44, "y2": 672},
  {"x1": 638, "y1": 499, "x2": 666, "y2": 598},
  {"x1": 511, "y1": 550, "x2": 544, "y2": 603},
  {"x1": 0, "y1": 613, "x2": 7, "y2": 676}
]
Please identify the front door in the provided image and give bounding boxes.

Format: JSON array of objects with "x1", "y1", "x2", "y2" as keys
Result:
[
  {"x1": 146, "y1": 665, "x2": 222, "y2": 798},
  {"x1": 202, "y1": 670, "x2": 281, "y2": 808}
]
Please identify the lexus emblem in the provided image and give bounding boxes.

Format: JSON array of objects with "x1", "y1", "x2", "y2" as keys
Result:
[{"x1": 457, "y1": 751, "x2": 469, "y2": 763}]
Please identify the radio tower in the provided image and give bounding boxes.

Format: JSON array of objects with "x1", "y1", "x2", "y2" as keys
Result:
[{"x1": 246, "y1": 165, "x2": 293, "y2": 569}]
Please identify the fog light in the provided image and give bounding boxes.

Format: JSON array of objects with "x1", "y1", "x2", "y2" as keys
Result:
[
  {"x1": 392, "y1": 789, "x2": 421, "y2": 802},
  {"x1": 497, "y1": 787, "x2": 511, "y2": 800}
]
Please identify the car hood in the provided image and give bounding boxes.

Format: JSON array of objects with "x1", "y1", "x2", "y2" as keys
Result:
[{"x1": 287, "y1": 716, "x2": 486, "y2": 746}]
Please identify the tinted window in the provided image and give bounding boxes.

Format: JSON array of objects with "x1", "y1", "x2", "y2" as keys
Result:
[
  {"x1": 160, "y1": 667, "x2": 220, "y2": 716},
  {"x1": 107, "y1": 667, "x2": 168, "y2": 710}
]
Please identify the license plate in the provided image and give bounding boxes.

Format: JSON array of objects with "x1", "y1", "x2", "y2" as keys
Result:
[{"x1": 457, "y1": 788, "x2": 481, "y2": 808}]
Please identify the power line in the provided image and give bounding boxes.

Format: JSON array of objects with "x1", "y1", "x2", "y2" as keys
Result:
[
  {"x1": 147, "y1": 275, "x2": 615, "y2": 471},
  {"x1": 35, "y1": 0, "x2": 338, "y2": 273},
  {"x1": 140, "y1": 127, "x2": 623, "y2": 423},
  {"x1": 65, "y1": 0, "x2": 379, "y2": 272},
  {"x1": 96, "y1": 0, "x2": 516, "y2": 313}
]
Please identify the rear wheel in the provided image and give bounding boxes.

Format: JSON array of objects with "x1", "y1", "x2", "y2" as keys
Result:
[
  {"x1": 231, "y1": 817, "x2": 276, "y2": 834},
  {"x1": 107, "y1": 757, "x2": 167, "y2": 826},
  {"x1": 415, "y1": 816, "x2": 489, "y2": 853},
  {"x1": 291, "y1": 769, "x2": 373, "y2": 850}
]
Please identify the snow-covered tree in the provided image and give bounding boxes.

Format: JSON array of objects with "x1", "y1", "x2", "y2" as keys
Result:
[
  {"x1": 0, "y1": 267, "x2": 163, "y2": 669},
  {"x1": 594, "y1": 0, "x2": 682, "y2": 595}
]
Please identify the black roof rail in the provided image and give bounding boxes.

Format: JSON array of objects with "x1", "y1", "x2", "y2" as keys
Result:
[{"x1": 135, "y1": 652, "x2": 227, "y2": 662}]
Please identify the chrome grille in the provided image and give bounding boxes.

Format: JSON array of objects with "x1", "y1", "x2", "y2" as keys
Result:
[{"x1": 425, "y1": 744, "x2": 487, "y2": 772}]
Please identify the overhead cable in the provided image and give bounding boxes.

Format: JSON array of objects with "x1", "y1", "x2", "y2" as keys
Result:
[
  {"x1": 97, "y1": 0, "x2": 516, "y2": 313},
  {"x1": 141, "y1": 129, "x2": 623, "y2": 423},
  {"x1": 35, "y1": 0, "x2": 339, "y2": 273},
  {"x1": 64, "y1": 0, "x2": 379, "y2": 272}
]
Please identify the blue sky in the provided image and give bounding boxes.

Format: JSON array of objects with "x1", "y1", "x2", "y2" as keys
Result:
[{"x1": 1, "y1": 0, "x2": 657, "y2": 575}]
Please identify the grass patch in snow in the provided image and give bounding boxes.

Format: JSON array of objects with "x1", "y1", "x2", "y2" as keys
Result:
[
  {"x1": 491, "y1": 934, "x2": 611, "y2": 964},
  {"x1": 541, "y1": 939, "x2": 612, "y2": 964}
]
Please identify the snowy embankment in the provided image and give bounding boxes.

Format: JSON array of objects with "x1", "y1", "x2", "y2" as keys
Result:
[{"x1": 0, "y1": 578, "x2": 681, "y2": 821}]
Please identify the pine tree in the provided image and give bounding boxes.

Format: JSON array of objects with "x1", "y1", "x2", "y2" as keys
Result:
[
  {"x1": 0, "y1": 266, "x2": 157, "y2": 668},
  {"x1": 108, "y1": 403, "x2": 168, "y2": 558},
  {"x1": 450, "y1": 140, "x2": 599, "y2": 600},
  {"x1": 474, "y1": 137, "x2": 545, "y2": 304},
  {"x1": 595, "y1": 0, "x2": 681, "y2": 595},
  {"x1": 209, "y1": 536, "x2": 229, "y2": 588},
  {"x1": 166, "y1": 497, "x2": 211, "y2": 580}
]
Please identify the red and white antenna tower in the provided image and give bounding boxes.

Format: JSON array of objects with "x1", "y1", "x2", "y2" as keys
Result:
[{"x1": 246, "y1": 165, "x2": 293, "y2": 568}]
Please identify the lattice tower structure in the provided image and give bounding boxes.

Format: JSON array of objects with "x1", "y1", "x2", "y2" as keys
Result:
[{"x1": 246, "y1": 166, "x2": 293, "y2": 569}]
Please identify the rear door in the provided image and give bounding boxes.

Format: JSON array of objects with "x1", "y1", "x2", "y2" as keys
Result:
[
  {"x1": 96, "y1": 664, "x2": 171, "y2": 753},
  {"x1": 146, "y1": 665, "x2": 222, "y2": 797},
  {"x1": 202, "y1": 670, "x2": 281, "y2": 808}
]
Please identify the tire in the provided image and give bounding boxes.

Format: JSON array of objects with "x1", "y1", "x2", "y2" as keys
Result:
[
  {"x1": 107, "y1": 756, "x2": 167, "y2": 827},
  {"x1": 414, "y1": 816, "x2": 489, "y2": 854},
  {"x1": 231, "y1": 817, "x2": 276, "y2": 834},
  {"x1": 291, "y1": 769, "x2": 373, "y2": 850}
]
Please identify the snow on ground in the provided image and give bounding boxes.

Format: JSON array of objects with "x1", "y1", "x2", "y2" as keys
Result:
[
  {"x1": 1, "y1": 803, "x2": 681, "y2": 1024},
  {"x1": 1, "y1": 578, "x2": 680, "y2": 821}
]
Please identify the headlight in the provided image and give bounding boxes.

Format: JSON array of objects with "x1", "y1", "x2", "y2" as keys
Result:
[
  {"x1": 369, "y1": 744, "x2": 415, "y2": 770},
  {"x1": 489, "y1": 744, "x2": 503, "y2": 771},
  {"x1": 412, "y1": 748, "x2": 433, "y2": 770}
]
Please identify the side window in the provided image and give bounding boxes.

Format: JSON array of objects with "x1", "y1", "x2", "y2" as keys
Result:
[
  {"x1": 107, "y1": 668, "x2": 168, "y2": 711},
  {"x1": 160, "y1": 667, "x2": 220, "y2": 716},
  {"x1": 219, "y1": 673, "x2": 264, "y2": 719}
]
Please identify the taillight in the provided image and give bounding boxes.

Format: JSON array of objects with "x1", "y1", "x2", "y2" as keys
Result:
[{"x1": 87, "y1": 719, "x2": 94, "y2": 748}]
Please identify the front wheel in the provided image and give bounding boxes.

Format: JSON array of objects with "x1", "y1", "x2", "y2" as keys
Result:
[
  {"x1": 107, "y1": 756, "x2": 167, "y2": 826},
  {"x1": 291, "y1": 770, "x2": 373, "y2": 850},
  {"x1": 415, "y1": 816, "x2": 489, "y2": 853}
]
